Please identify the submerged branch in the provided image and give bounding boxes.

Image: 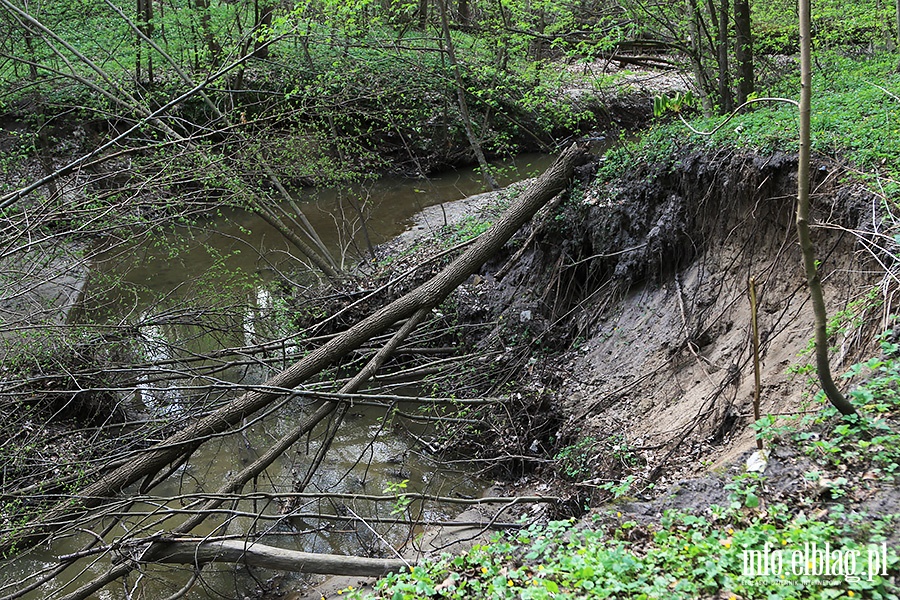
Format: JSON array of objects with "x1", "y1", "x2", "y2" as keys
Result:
[{"x1": 150, "y1": 538, "x2": 408, "y2": 576}]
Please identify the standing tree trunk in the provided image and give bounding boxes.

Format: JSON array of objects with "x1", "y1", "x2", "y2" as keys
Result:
[
  {"x1": 22, "y1": 24, "x2": 58, "y2": 198},
  {"x1": 896, "y1": 0, "x2": 900, "y2": 48},
  {"x1": 734, "y1": 0, "x2": 754, "y2": 105},
  {"x1": 253, "y1": 0, "x2": 274, "y2": 58},
  {"x1": 144, "y1": 0, "x2": 153, "y2": 83},
  {"x1": 195, "y1": 0, "x2": 221, "y2": 66},
  {"x1": 715, "y1": 0, "x2": 732, "y2": 112},
  {"x1": 438, "y1": 0, "x2": 498, "y2": 190},
  {"x1": 135, "y1": 0, "x2": 142, "y2": 82},
  {"x1": 458, "y1": 0, "x2": 470, "y2": 26},
  {"x1": 796, "y1": 0, "x2": 856, "y2": 416},
  {"x1": 135, "y1": 0, "x2": 153, "y2": 83},
  {"x1": 418, "y1": 0, "x2": 428, "y2": 28}
]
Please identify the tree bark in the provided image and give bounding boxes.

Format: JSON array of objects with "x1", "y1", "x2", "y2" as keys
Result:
[
  {"x1": 135, "y1": 0, "x2": 142, "y2": 82},
  {"x1": 734, "y1": 0, "x2": 754, "y2": 105},
  {"x1": 194, "y1": 0, "x2": 222, "y2": 66},
  {"x1": 458, "y1": 0, "x2": 470, "y2": 27},
  {"x1": 896, "y1": 0, "x2": 900, "y2": 48},
  {"x1": 715, "y1": 0, "x2": 732, "y2": 112},
  {"x1": 686, "y1": 0, "x2": 714, "y2": 116},
  {"x1": 143, "y1": 0, "x2": 153, "y2": 83},
  {"x1": 0, "y1": 143, "x2": 584, "y2": 558},
  {"x1": 253, "y1": 0, "x2": 274, "y2": 58},
  {"x1": 418, "y1": 0, "x2": 428, "y2": 29},
  {"x1": 134, "y1": 0, "x2": 154, "y2": 83},
  {"x1": 796, "y1": 0, "x2": 855, "y2": 416}
]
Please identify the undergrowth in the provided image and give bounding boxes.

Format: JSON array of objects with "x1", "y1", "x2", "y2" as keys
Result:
[
  {"x1": 349, "y1": 509, "x2": 896, "y2": 599},
  {"x1": 599, "y1": 51, "x2": 900, "y2": 199},
  {"x1": 346, "y1": 341, "x2": 900, "y2": 599}
]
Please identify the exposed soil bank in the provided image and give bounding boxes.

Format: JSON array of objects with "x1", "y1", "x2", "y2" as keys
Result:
[
  {"x1": 280, "y1": 139, "x2": 900, "y2": 597},
  {"x1": 555, "y1": 149, "x2": 884, "y2": 482},
  {"x1": 287, "y1": 141, "x2": 896, "y2": 599},
  {"x1": 436, "y1": 144, "x2": 889, "y2": 501}
]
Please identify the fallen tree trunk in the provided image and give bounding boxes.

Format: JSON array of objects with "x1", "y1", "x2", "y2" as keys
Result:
[
  {"x1": 57, "y1": 309, "x2": 434, "y2": 600},
  {"x1": 150, "y1": 538, "x2": 409, "y2": 577},
  {"x1": 0, "y1": 142, "x2": 584, "y2": 558}
]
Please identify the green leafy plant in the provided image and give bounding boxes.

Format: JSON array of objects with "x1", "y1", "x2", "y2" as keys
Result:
[
  {"x1": 554, "y1": 436, "x2": 598, "y2": 480},
  {"x1": 725, "y1": 472, "x2": 763, "y2": 509},
  {"x1": 383, "y1": 479, "x2": 412, "y2": 515},
  {"x1": 653, "y1": 91, "x2": 699, "y2": 117},
  {"x1": 347, "y1": 507, "x2": 899, "y2": 599}
]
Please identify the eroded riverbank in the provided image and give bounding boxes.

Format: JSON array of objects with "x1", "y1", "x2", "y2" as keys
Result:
[{"x1": 4, "y1": 93, "x2": 897, "y2": 600}]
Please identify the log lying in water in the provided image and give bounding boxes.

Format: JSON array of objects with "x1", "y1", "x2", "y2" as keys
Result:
[{"x1": 152, "y1": 538, "x2": 409, "y2": 576}]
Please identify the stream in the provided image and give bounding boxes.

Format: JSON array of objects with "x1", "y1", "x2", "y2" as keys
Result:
[{"x1": 2, "y1": 155, "x2": 554, "y2": 599}]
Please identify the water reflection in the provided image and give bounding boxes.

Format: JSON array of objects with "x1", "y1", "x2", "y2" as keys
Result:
[{"x1": 4, "y1": 156, "x2": 553, "y2": 599}]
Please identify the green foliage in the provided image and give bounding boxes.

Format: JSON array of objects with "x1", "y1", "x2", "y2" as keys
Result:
[
  {"x1": 653, "y1": 91, "x2": 699, "y2": 118},
  {"x1": 609, "y1": 51, "x2": 900, "y2": 192},
  {"x1": 800, "y1": 351, "x2": 900, "y2": 477},
  {"x1": 0, "y1": 0, "x2": 607, "y2": 199},
  {"x1": 440, "y1": 215, "x2": 494, "y2": 247},
  {"x1": 753, "y1": 334, "x2": 900, "y2": 480},
  {"x1": 725, "y1": 472, "x2": 763, "y2": 509},
  {"x1": 595, "y1": 127, "x2": 679, "y2": 183},
  {"x1": 752, "y1": 0, "x2": 895, "y2": 54},
  {"x1": 349, "y1": 507, "x2": 898, "y2": 599},
  {"x1": 826, "y1": 288, "x2": 883, "y2": 341},
  {"x1": 554, "y1": 434, "x2": 640, "y2": 482},
  {"x1": 554, "y1": 436, "x2": 598, "y2": 480},
  {"x1": 383, "y1": 479, "x2": 413, "y2": 515}
]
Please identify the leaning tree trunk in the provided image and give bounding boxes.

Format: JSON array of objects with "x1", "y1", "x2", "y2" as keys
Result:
[
  {"x1": 438, "y1": 0, "x2": 499, "y2": 190},
  {"x1": 796, "y1": 0, "x2": 856, "y2": 416},
  {"x1": 0, "y1": 143, "x2": 584, "y2": 558}
]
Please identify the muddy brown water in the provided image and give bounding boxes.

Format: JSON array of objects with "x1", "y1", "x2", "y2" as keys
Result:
[{"x1": 1, "y1": 155, "x2": 554, "y2": 599}]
